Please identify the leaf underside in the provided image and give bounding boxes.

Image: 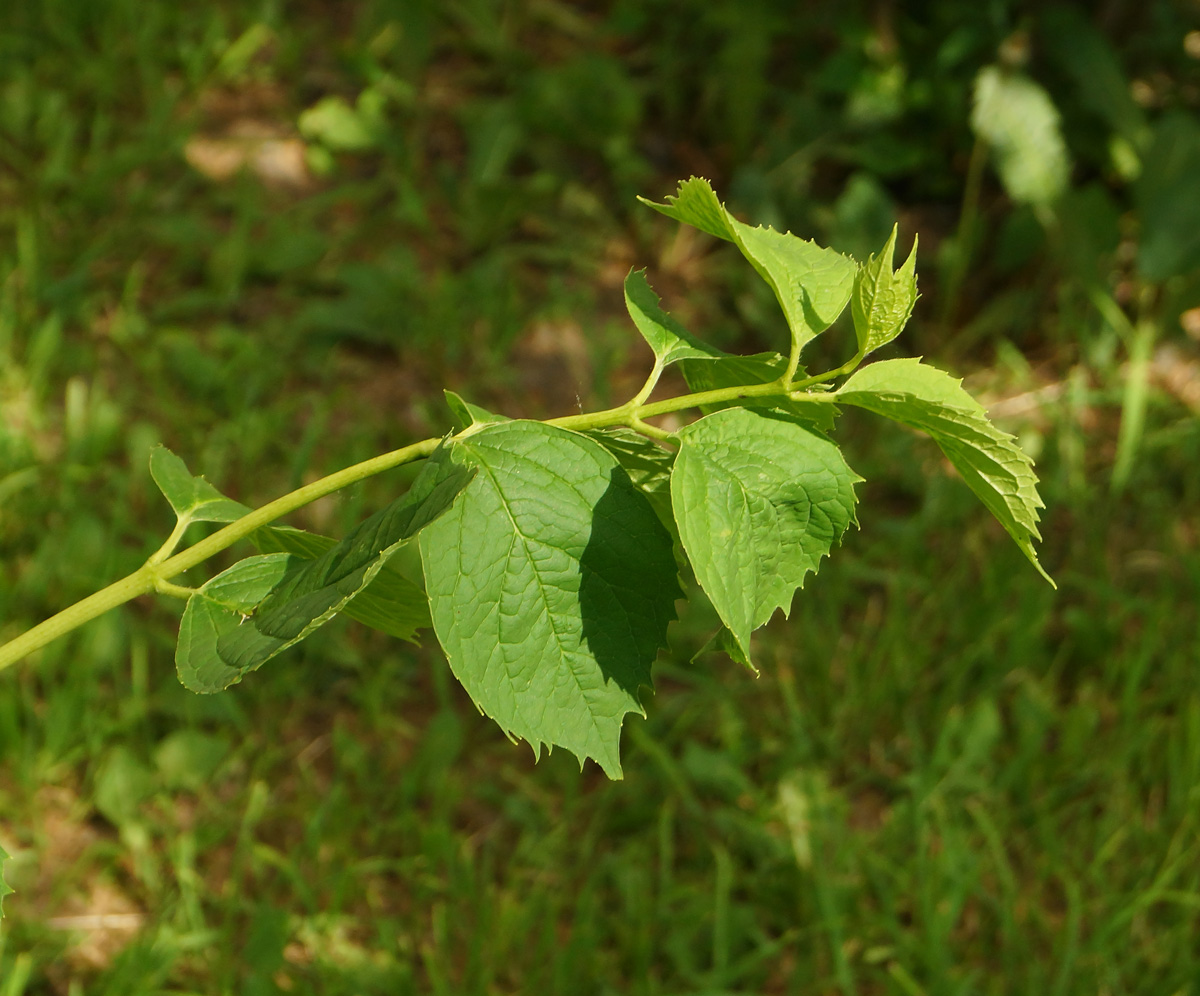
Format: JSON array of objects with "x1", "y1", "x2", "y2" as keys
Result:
[
  {"x1": 671, "y1": 407, "x2": 860, "y2": 667},
  {"x1": 838, "y1": 358, "x2": 1051, "y2": 584},
  {"x1": 419, "y1": 420, "x2": 681, "y2": 778},
  {"x1": 215, "y1": 445, "x2": 473, "y2": 676}
]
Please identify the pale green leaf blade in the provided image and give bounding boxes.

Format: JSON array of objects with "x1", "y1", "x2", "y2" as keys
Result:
[
  {"x1": 0, "y1": 842, "x2": 13, "y2": 917},
  {"x1": 971, "y1": 65, "x2": 1070, "y2": 207},
  {"x1": 150, "y1": 445, "x2": 250, "y2": 526},
  {"x1": 252, "y1": 526, "x2": 431, "y2": 642},
  {"x1": 680, "y1": 352, "x2": 838, "y2": 432},
  {"x1": 215, "y1": 446, "x2": 473, "y2": 675},
  {"x1": 636, "y1": 175, "x2": 739, "y2": 241},
  {"x1": 419, "y1": 421, "x2": 680, "y2": 779},
  {"x1": 176, "y1": 554, "x2": 292, "y2": 693},
  {"x1": 624, "y1": 269, "x2": 723, "y2": 368},
  {"x1": 851, "y1": 224, "x2": 919, "y2": 355},
  {"x1": 838, "y1": 358, "x2": 1052, "y2": 583},
  {"x1": 731, "y1": 223, "x2": 857, "y2": 352},
  {"x1": 640, "y1": 177, "x2": 856, "y2": 354},
  {"x1": 671, "y1": 408, "x2": 860, "y2": 665}
]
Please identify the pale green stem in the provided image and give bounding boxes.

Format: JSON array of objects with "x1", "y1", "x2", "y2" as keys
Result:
[{"x1": 0, "y1": 436, "x2": 440, "y2": 672}]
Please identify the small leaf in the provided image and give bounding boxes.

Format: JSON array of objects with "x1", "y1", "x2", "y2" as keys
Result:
[
  {"x1": 419, "y1": 420, "x2": 680, "y2": 778},
  {"x1": 837, "y1": 358, "x2": 1052, "y2": 584},
  {"x1": 693, "y1": 625, "x2": 755, "y2": 673},
  {"x1": 640, "y1": 178, "x2": 856, "y2": 355},
  {"x1": 252, "y1": 526, "x2": 431, "y2": 642},
  {"x1": 444, "y1": 390, "x2": 507, "y2": 430},
  {"x1": 215, "y1": 445, "x2": 473, "y2": 676},
  {"x1": 150, "y1": 445, "x2": 249, "y2": 527},
  {"x1": 971, "y1": 66, "x2": 1069, "y2": 207},
  {"x1": 680, "y1": 352, "x2": 837, "y2": 432},
  {"x1": 0, "y1": 842, "x2": 13, "y2": 917},
  {"x1": 851, "y1": 224, "x2": 919, "y2": 356},
  {"x1": 671, "y1": 408, "x2": 860, "y2": 666},
  {"x1": 624, "y1": 269, "x2": 723, "y2": 368},
  {"x1": 176, "y1": 554, "x2": 292, "y2": 692}
]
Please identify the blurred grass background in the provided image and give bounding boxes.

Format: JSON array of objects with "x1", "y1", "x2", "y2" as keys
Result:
[{"x1": 2, "y1": 1, "x2": 1200, "y2": 993}]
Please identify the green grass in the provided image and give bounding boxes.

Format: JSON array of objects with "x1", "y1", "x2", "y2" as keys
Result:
[{"x1": 3, "y1": 1, "x2": 1200, "y2": 993}]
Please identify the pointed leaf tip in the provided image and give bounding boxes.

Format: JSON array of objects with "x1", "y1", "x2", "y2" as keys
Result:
[{"x1": 851, "y1": 226, "x2": 919, "y2": 357}]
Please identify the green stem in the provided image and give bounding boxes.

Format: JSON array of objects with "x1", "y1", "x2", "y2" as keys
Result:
[
  {"x1": 1, "y1": 373, "x2": 847, "y2": 674},
  {"x1": 0, "y1": 435, "x2": 441, "y2": 673}
]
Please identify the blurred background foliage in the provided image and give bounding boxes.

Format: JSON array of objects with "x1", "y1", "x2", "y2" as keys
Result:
[{"x1": 1, "y1": 0, "x2": 1200, "y2": 993}]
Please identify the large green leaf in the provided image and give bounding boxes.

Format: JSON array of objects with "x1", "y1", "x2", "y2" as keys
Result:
[
  {"x1": 624, "y1": 269, "x2": 722, "y2": 369},
  {"x1": 671, "y1": 408, "x2": 860, "y2": 667},
  {"x1": 215, "y1": 446, "x2": 472, "y2": 674},
  {"x1": 837, "y1": 358, "x2": 1052, "y2": 583},
  {"x1": 0, "y1": 842, "x2": 12, "y2": 917},
  {"x1": 639, "y1": 178, "x2": 856, "y2": 355},
  {"x1": 680, "y1": 352, "x2": 837, "y2": 432},
  {"x1": 971, "y1": 65, "x2": 1069, "y2": 207},
  {"x1": 851, "y1": 224, "x2": 918, "y2": 356},
  {"x1": 176, "y1": 554, "x2": 292, "y2": 692},
  {"x1": 150, "y1": 445, "x2": 250, "y2": 527},
  {"x1": 419, "y1": 420, "x2": 680, "y2": 778}
]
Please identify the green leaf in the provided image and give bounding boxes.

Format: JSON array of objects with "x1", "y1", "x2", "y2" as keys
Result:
[
  {"x1": 215, "y1": 445, "x2": 473, "y2": 676},
  {"x1": 150, "y1": 445, "x2": 250, "y2": 527},
  {"x1": 444, "y1": 390, "x2": 507, "y2": 430},
  {"x1": 252, "y1": 526, "x2": 431, "y2": 642},
  {"x1": 176, "y1": 554, "x2": 292, "y2": 692},
  {"x1": 837, "y1": 358, "x2": 1052, "y2": 584},
  {"x1": 419, "y1": 420, "x2": 680, "y2": 778},
  {"x1": 851, "y1": 224, "x2": 919, "y2": 356},
  {"x1": 624, "y1": 269, "x2": 723, "y2": 368},
  {"x1": 671, "y1": 408, "x2": 860, "y2": 666},
  {"x1": 0, "y1": 842, "x2": 13, "y2": 917},
  {"x1": 680, "y1": 352, "x2": 838, "y2": 432},
  {"x1": 639, "y1": 178, "x2": 856, "y2": 355},
  {"x1": 971, "y1": 66, "x2": 1069, "y2": 207},
  {"x1": 583, "y1": 428, "x2": 677, "y2": 535}
]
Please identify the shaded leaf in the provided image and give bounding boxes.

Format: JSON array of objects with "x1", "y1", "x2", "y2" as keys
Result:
[
  {"x1": 420, "y1": 421, "x2": 680, "y2": 778},
  {"x1": 252, "y1": 527, "x2": 430, "y2": 642},
  {"x1": 639, "y1": 178, "x2": 856, "y2": 354},
  {"x1": 215, "y1": 445, "x2": 473, "y2": 676},
  {"x1": 671, "y1": 408, "x2": 860, "y2": 666},
  {"x1": 582, "y1": 428, "x2": 677, "y2": 535},
  {"x1": 837, "y1": 358, "x2": 1052, "y2": 583}
]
